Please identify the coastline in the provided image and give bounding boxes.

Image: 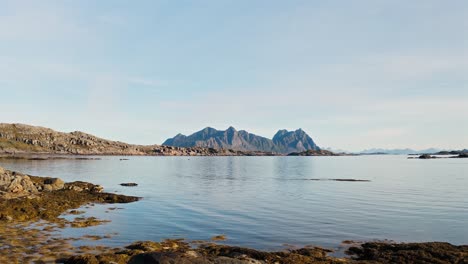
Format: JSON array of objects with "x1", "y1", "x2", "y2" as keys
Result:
[{"x1": 0, "y1": 166, "x2": 466, "y2": 263}]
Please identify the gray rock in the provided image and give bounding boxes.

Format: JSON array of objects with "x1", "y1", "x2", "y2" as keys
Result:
[{"x1": 163, "y1": 127, "x2": 320, "y2": 154}]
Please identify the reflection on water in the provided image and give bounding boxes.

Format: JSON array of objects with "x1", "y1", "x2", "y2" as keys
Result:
[{"x1": 0, "y1": 155, "x2": 467, "y2": 250}]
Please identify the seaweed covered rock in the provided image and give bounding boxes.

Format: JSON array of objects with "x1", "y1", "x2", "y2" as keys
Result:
[
  {"x1": 347, "y1": 242, "x2": 468, "y2": 264},
  {"x1": 0, "y1": 166, "x2": 140, "y2": 222}
]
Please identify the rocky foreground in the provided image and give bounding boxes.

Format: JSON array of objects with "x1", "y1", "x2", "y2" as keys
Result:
[
  {"x1": 0, "y1": 166, "x2": 466, "y2": 263},
  {"x1": 62, "y1": 240, "x2": 468, "y2": 264},
  {"x1": 0, "y1": 166, "x2": 139, "y2": 221}
]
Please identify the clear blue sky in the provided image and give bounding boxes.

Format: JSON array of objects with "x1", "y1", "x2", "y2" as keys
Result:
[{"x1": 0, "y1": 0, "x2": 466, "y2": 151}]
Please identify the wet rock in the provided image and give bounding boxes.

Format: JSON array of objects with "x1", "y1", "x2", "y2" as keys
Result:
[
  {"x1": 211, "y1": 235, "x2": 227, "y2": 241},
  {"x1": 68, "y1": 210, "x2": 84, "y2": 215},
  {"x1": 128, "y1": 252, "x2": 212, "y2": 264},
  {"x1": 0, "y1": 214, "x2": 13, "y2": 221},
  {"x1": 419, "y1": 154, "x2": 436, "y2": 159},
  {"x1": 64, "y1": 254, "x2": 99, "y2": 264},
  {"x1": 347, "y1": 242, "x2": 468, "y2": 263},
  {"x1": 306, "y1": 179, "x2": 370, "y2": 182},
  {"x1": 70, "y1": 217, "x2": 110, "y2": 228},
  {"x1": 120, "y1": 183, "x2": 138, "y2": 187},
  {"x1": 43, "y1": 178, "x2": 65, "y2": 191}
]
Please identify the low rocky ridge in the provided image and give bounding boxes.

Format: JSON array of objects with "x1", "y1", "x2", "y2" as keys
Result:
[
  {"x1": 408, "y1": 153, "x2": 468, "y2": 159},
  {"x1": 433, "y1": 149, "x2": 468, "y2": 155},
  {"x1": 0, "y1": 123, "x2": 273, "y2": 156},
  {"x1": 288, "y1": 149, "x2": 341, "y2": 156},
  {"x1": 163, "y1": 127, "x2": 320, "y2": 154}
]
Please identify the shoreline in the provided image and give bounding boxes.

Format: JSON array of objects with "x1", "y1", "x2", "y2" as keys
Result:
[{"x1": 0, "y1": 166, "x2": 466, "y2": 263}]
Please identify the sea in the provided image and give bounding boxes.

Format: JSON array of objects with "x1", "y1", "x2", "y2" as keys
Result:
[{"x1": 0, "y1": 155, "x2": 466, "y2": 250}]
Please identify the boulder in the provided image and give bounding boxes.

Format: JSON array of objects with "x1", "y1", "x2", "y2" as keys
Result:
[
  {"x1": 43, "y1": 178, "x2": 65, "y2": 191},
  {"x1": 0, "y1": 169, "x2": 38, "y2": 198}
]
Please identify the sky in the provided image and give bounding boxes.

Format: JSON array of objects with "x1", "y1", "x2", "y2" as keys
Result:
[{"x1": 0, "y1": 0, "x2": 467, "y2": 151}]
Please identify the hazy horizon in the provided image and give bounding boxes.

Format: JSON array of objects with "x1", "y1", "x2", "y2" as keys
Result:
[{"x1": 1, "y1": 0, "x2": 467, "y2": 151}]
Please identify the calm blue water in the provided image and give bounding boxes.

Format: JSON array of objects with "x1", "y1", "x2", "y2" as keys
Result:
[{"x1": 0, "y1": 156, "x2": 467, "y2": 250}]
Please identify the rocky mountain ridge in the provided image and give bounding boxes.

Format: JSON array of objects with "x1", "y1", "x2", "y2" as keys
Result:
[
  {"x1": 0, "y1": 123, "x2": 272, "y2": 156},
  {"x1": 163, "y1": 127, "x2": 320, "y2": 154}
]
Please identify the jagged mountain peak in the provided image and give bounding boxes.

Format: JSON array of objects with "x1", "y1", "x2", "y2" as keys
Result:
[{"x1": 163, "y1": 127, "x2": 320, "y2": 154}]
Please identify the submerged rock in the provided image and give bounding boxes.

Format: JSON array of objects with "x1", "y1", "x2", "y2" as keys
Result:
[{"x1": 120, "y1": 183, "x2": 138, "y2": 187}]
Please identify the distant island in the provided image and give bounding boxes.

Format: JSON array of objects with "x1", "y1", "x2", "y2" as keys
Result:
[
  {"x1": 163, "y1": 127, "x2": 320, "y2": 154},
  {"x1": 357, "y1": 148, "x2": 443, "y2": 155}
]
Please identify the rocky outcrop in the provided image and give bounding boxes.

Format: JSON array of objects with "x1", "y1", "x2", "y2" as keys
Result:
[
  {"x1": 0, "y1": 166, "x2": 139, "y2": 221},
  {"x1": 163, "y1": 127, "x2": 320, "y2": 154},
  {"x1": 0, "y1": 167, "x2": 39, "y2": 199},
  {"x1": 273, "y1": 129, "x2": 320, "y2": 153},
  {"x1": 0, "y1": 123, "x2": 145, "y2": 155}
]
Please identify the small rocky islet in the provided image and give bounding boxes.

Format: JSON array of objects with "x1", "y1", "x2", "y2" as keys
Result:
[{"x1": 0, "y1": 166, "x2": 467, "y2": 263}]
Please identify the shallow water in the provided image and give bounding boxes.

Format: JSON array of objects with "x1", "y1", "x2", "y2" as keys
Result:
[{"x1": 0, "y1": 155, "x2": 467, "y2": 250}]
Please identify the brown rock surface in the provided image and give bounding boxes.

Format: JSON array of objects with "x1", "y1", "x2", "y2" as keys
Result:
[{"x1": 0, "y1": 166, "x2": 139, "y2": 222}]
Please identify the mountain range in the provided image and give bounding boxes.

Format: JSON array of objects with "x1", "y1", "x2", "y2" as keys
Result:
[
  {"x1": 357, "y1": 148, "x2": 444, "y2": 155},
  {"x1": 0, "y1": 123, "x2": 264, "y2": 156},
  {"x1": 163, "y1": 127, "x2": 320, "y2": 154}
]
